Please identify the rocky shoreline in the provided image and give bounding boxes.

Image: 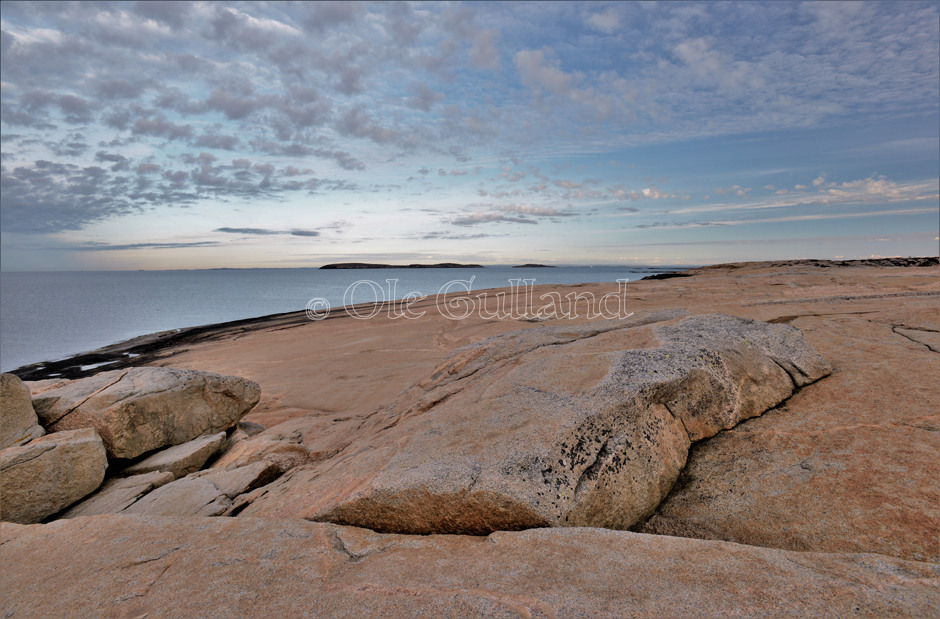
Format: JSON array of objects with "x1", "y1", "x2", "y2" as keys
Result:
[
  {"x1": 10, "y1": 256, "x2": 935, "y2": 382},
  {"x1": 2, "y1": 257, "x2": 938, "y2": 616}
]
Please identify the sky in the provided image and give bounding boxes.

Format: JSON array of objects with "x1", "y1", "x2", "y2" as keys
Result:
[{"x1": 1, "y1": 1, "x2": 938, "y2": 271}]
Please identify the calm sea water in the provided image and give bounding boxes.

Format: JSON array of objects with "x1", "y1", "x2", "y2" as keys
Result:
[{"x1": 0, "y1": 266, "x2": 682, "y2": 372}]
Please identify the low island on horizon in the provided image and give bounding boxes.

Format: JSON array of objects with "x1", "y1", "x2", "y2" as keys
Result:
[{"x1": 320, "y1": 262, "x2": 484, "y2": 269}]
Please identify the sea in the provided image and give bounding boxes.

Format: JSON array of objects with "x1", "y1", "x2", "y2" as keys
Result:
[{"x1": 0, "y1": 265, "x2": 686, "y2": 372}]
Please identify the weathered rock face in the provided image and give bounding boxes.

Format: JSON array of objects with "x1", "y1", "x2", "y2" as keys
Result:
[
  {"x1": 0, "y1": 428, "x2": 107, "y2": 523},
  {"x1": 29, "y1": 367, "x2": 260, "y2": 459},
  {"x1": 241, "y1": 312, "x2": 830, "y2": 534},
  {"x1": 0, "y1": 373, "x2": 45, "y2": 450},
  {"x1": 119, "y1": 432, "x2": 226, "y2": 479},
  {"x1": 641, "y1": 306, "x2": 940, "y2": 563},
  {"x1": 122, "y1": 461, "x2": 280, "y2": 517},
  {"x1": 59, "y1": 471, "x2": 174, "y2": 518},
  {"x1": 210, "y1": 431, "x2": 311, "y2": 474},
  {"x1": 1, "y1": 515, "x2": 936, "y2": 618}
]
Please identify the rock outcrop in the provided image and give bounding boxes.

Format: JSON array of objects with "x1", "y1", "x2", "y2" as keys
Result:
[
  {"x1": 119, "y1": 432, "x2": 226, "y2": 479},
  {"x1": 640, "y1": 307, "x2": 940, "y2": 562},
  {"x1": 0, "y1": 373, "x2": 44, "y2": 450},
  {"x1": 240, "y1": 312, "x2": 830, "y2": 534},
  {"x1": 1, "y1": 515, "x2": 936, "y2": 617},
  {"x1": 59, "y1": 471, "x2": 174, "y2": 518},
  {"x1": 0, "y1": 428, "x2": 107, "y2": 523},
  {"x1": 209, "y1": 431, "x2": 311, "y2": 474},
  {"x1": 29, "y1": 367, "x2": 260, "y2": 459},
  {"x1": 122, "y1": 461, "x2": 280, "y2": 517}
]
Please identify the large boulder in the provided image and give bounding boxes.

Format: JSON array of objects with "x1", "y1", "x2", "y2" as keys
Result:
[
  {"x1": 0, "y1": 515, "x2": 936, "y2": 617},
  {"x1": 241, "y1": 312, "x2": 830, "y2": 534},
  {"x1": 0, "y1": 428, "x2": 107, "y2": 523},
  {"x1": 30, "y1": 367, "x2": 261, "y2": 459},
  {"x1": 0, "y1": 373, "x2": 45, "y2": 450}
]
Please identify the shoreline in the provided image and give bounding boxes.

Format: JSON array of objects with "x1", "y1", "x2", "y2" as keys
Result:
[
  {"x1": 3, "y1": 253, "x2": 938, "y2": 615},
  {"x1": 8, "y1": 256, "x2": 936, "y2": 381}
]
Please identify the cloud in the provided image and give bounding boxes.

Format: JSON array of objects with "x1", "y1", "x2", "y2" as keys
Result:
[
  {"x1": 515, "y1": 48, "x2": 577, "y2": 96},
  {"x1": 585, "y1": 9, "x2": 620, "y2": 35},
  {"x1": 214, "y1": 227, "x2": 320, "y2": 237},
  {"x1": 450, "y1": 212, "x2": 537, "y2": 226},
  {"x1": 500, "y1": 205, "x2": 574, "y2": 217},
  {"x1": 194, "y1": 134, "x2": 240, "y2": 150},
  {"x1": 470, "y1": 29, "x2": 500, "y2": 70},
  {"x1": 1, "y1": 1, "x2": 937, "y2": 266},
  {"x1": 714, "y1": 185, "x2": 751, "y2": 197},
  {"x1": 75, "y1": 241, "x2": 219, "y2": 251},
  {"x1": 132, "y1": 113, "x2": 193, "y2": 140},
  {"x1": 405, "y1": 82, "x2": 444, "y2": 112}
]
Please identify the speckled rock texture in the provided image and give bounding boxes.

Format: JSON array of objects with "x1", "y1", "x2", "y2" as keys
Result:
[{"x1": 239, "y1": 311, "x2": 829, "y2": 534}]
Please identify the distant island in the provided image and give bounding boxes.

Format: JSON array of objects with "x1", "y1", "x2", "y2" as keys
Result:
[
  {"x1": 512, "y1": 264, "x2": 555, "y2": 268},
  {"x1": 320, "y1": 263, "x2": 484, "y2": 269}
]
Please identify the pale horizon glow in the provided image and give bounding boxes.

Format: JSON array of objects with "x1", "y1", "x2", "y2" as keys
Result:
[{"x1": 1, "y1": 1, "x2": 938, "y2": 271}]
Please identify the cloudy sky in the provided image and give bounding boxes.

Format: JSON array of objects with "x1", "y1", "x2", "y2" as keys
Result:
[{"x1": 1, "y1": 1, "x2": 938, "y2": 270}]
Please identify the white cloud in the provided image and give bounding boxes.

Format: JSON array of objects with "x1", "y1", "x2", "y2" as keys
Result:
[
  {"x1": 514, "y1": 48, "x2": 577, "y2": 96},
  {"x1": 585, "y1": 9, "x2": 620, "y2": 35}
]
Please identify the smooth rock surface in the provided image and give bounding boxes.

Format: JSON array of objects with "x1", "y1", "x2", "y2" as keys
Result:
[
  {"x1": 120, "y1": 432, "x2": 226, "y2": 479},
  {"x1": 0, "y1": 373, "x2": 44, "y2": 450},
  {"x1": 59, "y1": 471, "x2": 174, "y2": 518},
  {"x1": 122, "y1": 461, "x2": 279, "y2": 517},
  {"x1": 240, "y1": 312, "x2": 829, "y2": 534},
  {"x1": 1, "y1": 515, "x2": 936, "y2": 618},
  {"x1": 30, "y1": 367, "x2": 260, "y2": 459},
  {"x1": 0, "y1": 428, "x2": 107, "y2": 523},
  {"x1": 129, "y1": 261, "x2": 938, "y2": 561}
]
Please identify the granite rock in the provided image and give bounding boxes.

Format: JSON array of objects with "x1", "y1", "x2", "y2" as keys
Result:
[
  {"x1": 0, "y1": 428, "x2": 107, "y2": 523},
  {"x1": 30, "y1": 367, "x2": 260, "y2": 459},
  {"x1": 0, "y1": 515, "x2": 936, "y2": 618},
  {"x1": 0, "y1": 373, "x2": 44, "y2": 450},
  {"x1": 122, "y1": 461, "x2": 279, "y2": 517},
  {"x1": 120, "y1": 432, "x2": 226, "y2": 479},
  {"x1": 241, "y1": 313, "x2": 829, "y2": 534},
  {"x1": 59, "y1": 471, "x2": 175, "y2": 518}
]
